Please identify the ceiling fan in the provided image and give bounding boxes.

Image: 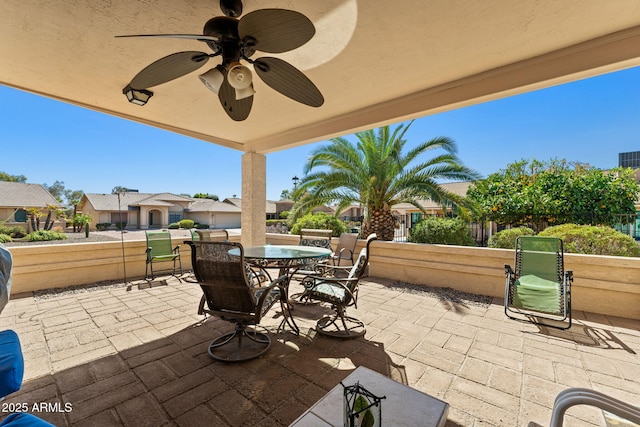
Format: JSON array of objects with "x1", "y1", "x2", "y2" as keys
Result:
[{"x1": 117, "y1": 0, "x2": 324, "y2": 121}]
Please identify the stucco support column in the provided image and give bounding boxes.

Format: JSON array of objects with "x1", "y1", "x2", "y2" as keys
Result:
[{"x1": 241, "y1": 151, "x2": 266, "y2": 246}]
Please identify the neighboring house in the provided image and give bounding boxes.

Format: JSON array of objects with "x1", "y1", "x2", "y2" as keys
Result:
[
  {"x1": 391, "y1": 182, "x2": 473, "y2": 221},
  {"x1": 225, "y1": 197, "x2": 336, "y2": 220},
  {"x1": 224, "y1": 197, "x2": 283, "y2": 220},
  {"x1": 336, "y1": 203, "x2": 363, "y2": 222},
  {"x1": 0, "y1": 181, "x2": 62, "y2": 232},
  {"x1": 79, "y1": 192, "x2": 241, "y2": 230}
]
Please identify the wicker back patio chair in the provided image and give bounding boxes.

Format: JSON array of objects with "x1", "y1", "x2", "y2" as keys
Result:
[
  {"x1": 186, "y1": 241, "x2": 285, "y2": 362},
  {"x1": 300, "y1": 233, "x2": 377, "y2": 338},
  {"x1": 145, "y1": 231, "x2": 182, "y2": 281},
  {"x1": 504, "y1": 236, "x2": 573, "y2": 329}
]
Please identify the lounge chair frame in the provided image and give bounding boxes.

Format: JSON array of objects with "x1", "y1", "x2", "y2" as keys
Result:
[
  {"x1": 145, "y1": 231, "x2": 183, "y2": 281},
  {"x1": 504, "y1": 236, "x2": 573, "y2": 329}
]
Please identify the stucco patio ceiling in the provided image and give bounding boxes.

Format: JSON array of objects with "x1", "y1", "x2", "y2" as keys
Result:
[{"x1": 2, "y1": 0, "x2": 640, "y2": 154}]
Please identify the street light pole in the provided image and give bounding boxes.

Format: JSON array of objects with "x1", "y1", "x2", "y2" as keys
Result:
[{"x1": 291, "y1": 175, "x2": 299, "y2": 201}]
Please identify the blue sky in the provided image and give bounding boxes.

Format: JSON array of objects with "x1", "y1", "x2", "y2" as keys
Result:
[{"x1": 1, "y1": 66, "x2": 639, "y2": 202}]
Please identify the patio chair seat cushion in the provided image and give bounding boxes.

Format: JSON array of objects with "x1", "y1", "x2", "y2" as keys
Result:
[
  {"x1": 0, "y1": 413, "x2": 55, "y2": 426},
  {"x1": 514, "y1": 274, "x2": 561, "y2": 315},
  {"x1": 0, "y1": 330, "x2": 24, "y2": 399},
  {"x1": 253, "y1": 287, "x2": 281, "y2": 317},
  {"x1": 308, "y1": 282, "x2": 346, "y2": 303}
]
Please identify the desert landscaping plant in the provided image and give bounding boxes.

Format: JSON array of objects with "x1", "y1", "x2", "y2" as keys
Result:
[
  {"x1": 24, "y1": 230, "x2": 68, "y2": 242},
  {"x1": 179, "y1": 219, "x2": 195, "y2": 229}
]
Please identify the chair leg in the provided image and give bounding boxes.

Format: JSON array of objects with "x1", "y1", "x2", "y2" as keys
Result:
[
  {"x1": 316, "y1": 306, "x2": 365, "y2": 339},
  {"x1": 207, "y1": 324, "x2": 271, "y2": 362}
]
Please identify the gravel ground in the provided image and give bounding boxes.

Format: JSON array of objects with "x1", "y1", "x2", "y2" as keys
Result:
[
  {"x1": 389, "y1": 280, "x2": 493, "y2": 307},
  {"x1": 2, "y1": 229, "x2": 193, "y2": 246}
]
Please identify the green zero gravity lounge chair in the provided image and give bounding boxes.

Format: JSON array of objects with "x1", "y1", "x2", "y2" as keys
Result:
[{"x1": 504, "y1": 236, "x2": 573, "y2": 329}]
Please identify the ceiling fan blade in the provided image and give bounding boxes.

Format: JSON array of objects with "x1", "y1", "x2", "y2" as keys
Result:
[
  {"x1": 218, "y1": 78, "x2": 253, "y2": 121},
  {"x1": 116, "y1": 34, "x2": 218, "y2": 43},
  {"x1": 253, "y1": 57, "x2": 324, "y2": 107},
  {"x1": 238, "y1": 9, "x2": 315, "y2": 53},
  {"x1": 129, "y1": 51, "x2": 210, "y2": 89}
]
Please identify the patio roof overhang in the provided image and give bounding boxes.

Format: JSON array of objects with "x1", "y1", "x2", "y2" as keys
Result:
[{"x1": 3, "y1": 1, "x2": 640, "y2": 244}]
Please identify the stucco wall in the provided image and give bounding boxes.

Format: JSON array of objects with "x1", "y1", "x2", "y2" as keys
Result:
[
  {"x1": 6, "y1": 236, "x2": 640, "y2": 320},
  {"x1": 368, "y1": 241, "x2": 640, "y2": 320}
]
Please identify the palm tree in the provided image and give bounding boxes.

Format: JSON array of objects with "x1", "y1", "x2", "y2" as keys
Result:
[{"x1": 291, "y1": 122, "x2": 481, "y2": 241}]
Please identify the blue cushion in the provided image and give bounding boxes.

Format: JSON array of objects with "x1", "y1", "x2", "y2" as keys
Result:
[
  {"x1": 0, "y1": 330, "x2": 24, "y2": 399},
  {"x1": 0, "y1": 413, "x2": 55, "y2": 427}
]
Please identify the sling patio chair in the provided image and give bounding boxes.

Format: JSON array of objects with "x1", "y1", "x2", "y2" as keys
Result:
[
  {"x1": 191, "y1": 229, "x2": 229, "y2": 241},
  {"x1": 299, "y1": 234, "x2": 377, "y2": 338},
  {"x1": 504, "y1": 236, "x2": 573, "y2": 330},
  {"x1": 145, "y1": 231, "x2": 183, "y2": 281},
  {"x1": 186, "y1": 241, "x2": 286, "y2": 362},
  {"x1": 330, "y1": 232, "x2": 359, "y2": 266}
]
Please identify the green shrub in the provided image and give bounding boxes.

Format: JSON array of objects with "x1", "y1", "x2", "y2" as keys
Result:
[
  {"x1": 96, "y1": 223, "x2": 111, "y2": 231},
  {"x1": 539, "y1": 224, "x2": 640, "y2": 257},
  {"x1": 487, "y1": 227, "x2": 535, "y2": 249},
  {"x1": 168, "y1": 223, "x2": 180, "y2": 229},
  {"x1": 72, "y1": 214, "x2": 92, "y2": 229},
  {"x1": 0, "y1": 234, "x2": 12, "y2": 243},
  {"x1": 24, "y1": 230, "x2": 68, "y2": 242},
  {"x1": 408, "y1": 217, "x2": 475, "y2": 246},
  {"x1": 179, "y1": 219, "x2": 195, "y2": 229},
  {"x1": 290, "y1": 212, "x2": 346, "y2": 237},
  {"x1": 0, "y1": 225, "x2": 26, "y2": 238},
  {"x1": 195, "y1": 223, "x2": 209, "y2": 229},
  {"x1": 115, "y1": 221, "x2": 127, "y2": 230}
]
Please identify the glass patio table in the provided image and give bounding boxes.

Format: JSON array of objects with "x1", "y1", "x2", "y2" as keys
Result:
[{"x1": 228, "y1": 245, "x2": 332, "y2": 335}]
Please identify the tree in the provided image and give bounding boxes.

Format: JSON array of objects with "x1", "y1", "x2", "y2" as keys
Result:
[
  {"x1": 112, "y1": 186, "x2": 133, "y2": 194},
  {"x1": 43, "y1": 180, "x2": 66, "y2": 203},
  {"x1": 466, "y1": 158, "x2": 640, "y2": 229},
  {"x1": 280, "y1": 189, "x2": 291, "y2": 200},
  {"x1": 193, "y1": 193, "x2": 219, "y2": 201},
  {"x1": 0, "y1": 171, "x2": 27, "y2": 182},
  {"x1": 64, "y1": 189, "x2": 84, "y2": 231},
  {"x1": 291, "y1": 122, "x2": 480, "y2": 241}
]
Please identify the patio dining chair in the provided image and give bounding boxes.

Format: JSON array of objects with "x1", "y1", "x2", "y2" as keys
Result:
[
  {"x1": 191, "y1": 229, "x2": 229, "y2": 241},
  {"x1": 504, "y1": 236, "x2": 573, "y2": 329},
  {"x1": 330, "y1": 232, "x2": 359, "y2": 265},
  {"x1": 293, "y1": 228, "x2": 334, "y2": 277},
  {"x1": 145, "y1": 231, "x2": 182, "y2": 281},
  {"x1": 186, "y1": 241, "x2": 286, "y2": 362},
  {"x1": 300, "y1": 233, "x2": 377, "y2": 338}
]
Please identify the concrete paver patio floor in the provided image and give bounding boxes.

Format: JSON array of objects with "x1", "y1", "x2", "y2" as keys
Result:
[{"x1": 1, "y1": 276, "x2": 638, "y2": 426}]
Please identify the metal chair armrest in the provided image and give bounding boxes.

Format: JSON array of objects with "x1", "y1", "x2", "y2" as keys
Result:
[
  {"x1": 504, "y1": 264, "x2": 514, "y2": 276},
  {"x1": 254, "y1": 275, "x2": 288, "y2": 310}
]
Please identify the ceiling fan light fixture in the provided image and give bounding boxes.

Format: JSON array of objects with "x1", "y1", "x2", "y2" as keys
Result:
[
  {"x1": 234, "y1": 83, "x2": 255, "y2": 100},
  {"x1": 227, "y1": 62, "x2": 253, "y2": 90},
  {"x1": 199, "y1": 66, "x2": 225, "y2": 94},
  {"x1": 123, "y1": 85, "x2": 153, "y2": 106}
]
